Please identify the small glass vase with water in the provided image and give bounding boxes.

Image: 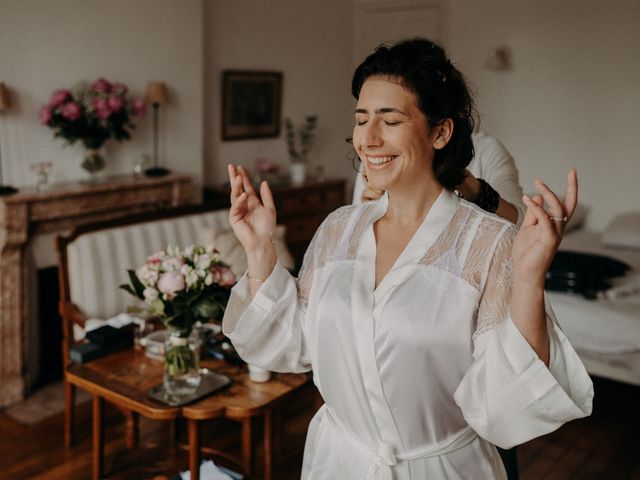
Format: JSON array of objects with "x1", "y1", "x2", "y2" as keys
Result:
[{"x1": 163, "y1": 327, "x2": 201, "y2": 396}]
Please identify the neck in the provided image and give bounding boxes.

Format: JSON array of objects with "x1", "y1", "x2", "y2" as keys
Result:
[{"x1": 385, "y1": 178, "x2": 444, "y2": 226}]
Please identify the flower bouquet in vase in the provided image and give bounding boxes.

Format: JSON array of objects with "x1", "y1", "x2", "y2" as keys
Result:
[
  {"x1": 40, "y1": 77, "x2": 146, "y2": 179},
  {"x1": 121, "y1": 245, "x2": 236, "y2": 396}
]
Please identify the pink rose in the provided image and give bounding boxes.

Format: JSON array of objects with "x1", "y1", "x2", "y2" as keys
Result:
[
  {"x1": 39, "y1": 105, "x2": 53, "y2": 124},
  {"x1": 93, "y1": 98, "x2": 111, "y2": 119},
  {"x1": 210, "y1": 265, "x2": 236, "y2": 287},
  {"x1": 107, "y1": 95, "x2": 123, "y2": 112},
  {"x1": 60, "y1": 102, "x2": 82, "y2": 121},
  {"x1": 157, "y1": 271, "x2": 185, "y2": 299},
  {"x1": 131, "y1": 98, "x2": 146, "y2": 118},
  {"x1": 49, "y1": 89, "x2": 72, "y2": 107},
  {"x1": 111, "y1": 83, "x2": 127, "y2": 95},
  {"x1": 91, "y1": 77, "x2": 112, "y2": 93}
]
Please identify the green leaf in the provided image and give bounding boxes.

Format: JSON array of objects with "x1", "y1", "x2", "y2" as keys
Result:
[
  {"x1": 127, "y1": 269, "x2": 145, "y2": 298},
  {"x1": 119, "y1": 284, "x2": 138, "y2": 297}
]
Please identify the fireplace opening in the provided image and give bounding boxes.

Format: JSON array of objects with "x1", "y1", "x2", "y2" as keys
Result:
[{"x1": 35, "y1": 266, "x2": 63, "y2": 389}]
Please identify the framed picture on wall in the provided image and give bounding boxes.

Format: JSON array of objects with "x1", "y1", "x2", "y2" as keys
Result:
[{"x1": 222, "y1": 70, "x2": 283, "y2": 140}]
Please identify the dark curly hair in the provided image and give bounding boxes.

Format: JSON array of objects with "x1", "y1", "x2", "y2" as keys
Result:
[{"x1": 352, "y1": 38, "x2": 475, "y2": 189}]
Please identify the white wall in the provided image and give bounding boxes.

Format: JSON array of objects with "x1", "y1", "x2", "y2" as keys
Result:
[
  {"x1": 445, "y1": 0, "x2": 640, "y2": 230},
  {"x1": 203, "y1": 0, "x2": 356, "y2": 186},
  {"x1": 0, "y1": 0, "x2": 203, "y2": 186},
  {"x1": 1, "y1": 0, "x2": 637, "y2": 231}
]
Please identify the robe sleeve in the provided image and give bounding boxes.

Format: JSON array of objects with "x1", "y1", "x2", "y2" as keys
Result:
[
  {"x1": 453, "y1": 224, "x2": 594, "y2": 449},
  {"x1": 221, "y1": 221, "x2": 325, "y2": 374}
]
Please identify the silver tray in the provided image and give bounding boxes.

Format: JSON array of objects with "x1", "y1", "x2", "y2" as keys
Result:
[{"x1": 148, "y1": 369, "x2": 231, "y2": 407}]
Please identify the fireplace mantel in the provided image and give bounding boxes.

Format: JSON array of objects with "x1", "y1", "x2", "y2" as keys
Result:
[{"x1": 0, "y1": 173, "x2": 195, "y2": 406}]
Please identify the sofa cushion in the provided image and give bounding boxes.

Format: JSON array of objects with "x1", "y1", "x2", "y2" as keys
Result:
[{"x1": 199, "y1": 224, "x2": 295, "y2": 277}]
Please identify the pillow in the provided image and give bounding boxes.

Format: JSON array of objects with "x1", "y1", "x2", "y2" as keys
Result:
[
  {"x1": 601, "y1": 212, "x2": 640, "y2": 250},
  {"x1": 198, "y1": 225, "x2": 296, "y2": 277}
]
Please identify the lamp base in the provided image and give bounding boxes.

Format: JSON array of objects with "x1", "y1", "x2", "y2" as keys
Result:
[
  {"x1": 0, "y1": 185, "x2": 18, "y2": 196},
  {"x1": 144, "y1": 167, "x2": 171, "y2": 177}
]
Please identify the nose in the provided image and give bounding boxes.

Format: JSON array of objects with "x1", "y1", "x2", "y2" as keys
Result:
[{"x1": 359, "y1": 119, "x2": 382, "y2": 149}]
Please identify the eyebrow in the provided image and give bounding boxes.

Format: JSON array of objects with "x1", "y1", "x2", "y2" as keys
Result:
[{"x1": 354, "y1": 107, "x2": 409, "y2": 116}]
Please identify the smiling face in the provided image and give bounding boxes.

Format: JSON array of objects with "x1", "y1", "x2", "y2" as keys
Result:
[{"x1": 353, "y1": 75, "x2": 442, "y2": 194}]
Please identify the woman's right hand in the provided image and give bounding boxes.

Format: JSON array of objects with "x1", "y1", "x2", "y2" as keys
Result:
[{"x1": 227, "y1": 164, "x2": 277, "y2": 281}]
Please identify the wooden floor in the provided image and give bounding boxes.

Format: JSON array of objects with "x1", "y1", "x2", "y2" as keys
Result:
[{"x1": 0, "y1": 377, "x2": 638, "y2": 479}]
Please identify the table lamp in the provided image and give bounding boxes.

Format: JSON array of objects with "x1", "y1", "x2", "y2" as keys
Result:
[
  {"x1": 144, "y1": 81, "x2": 171, "y2": 177},
  {"x1": 0, "y1": 82, "x2": 18, "y2": 195}
]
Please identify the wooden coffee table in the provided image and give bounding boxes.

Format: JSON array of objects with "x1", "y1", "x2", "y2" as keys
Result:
[{"x1": 66, "y1": 348, "x2": 311, "y2": 480}]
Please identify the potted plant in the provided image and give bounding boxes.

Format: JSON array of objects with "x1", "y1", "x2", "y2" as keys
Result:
[
  {"x1": 121, "y1": 245, "x2": 236, "y2": 396},
  {"x1": 39, "y1": 77, "x2": 146, "y2": 179},
  {"x1": 284, "y1": 115, "x2": 318, "y2": 184}
]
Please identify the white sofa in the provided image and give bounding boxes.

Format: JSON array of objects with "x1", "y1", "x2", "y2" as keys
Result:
[{"x1": 63, "y1": 207, "x2": 294, "y2": 322}]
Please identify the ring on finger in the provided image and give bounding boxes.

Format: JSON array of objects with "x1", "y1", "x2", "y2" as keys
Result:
[{"x1": 549, "y1": 215, "x2": 568, "y2": 222}]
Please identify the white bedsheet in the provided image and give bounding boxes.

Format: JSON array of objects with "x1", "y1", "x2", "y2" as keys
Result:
[{"x1": 546, "y1": 230, "x2": 640, "y2": 385}]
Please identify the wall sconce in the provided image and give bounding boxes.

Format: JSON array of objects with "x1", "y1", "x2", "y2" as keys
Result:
[
  {"x1": 0, "y1": 82, "x2": 18, "y2": 195},
  {"x1": 484, "y1": 47, "x2": 512, "y2": 71},
  {"x1": 144, "y1": 81, "x2": 171, "y2": 177}
]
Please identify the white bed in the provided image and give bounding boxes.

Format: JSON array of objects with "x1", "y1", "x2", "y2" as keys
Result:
[{"x1": 547, "y1": 229, "x2": 640, "y2": 386}]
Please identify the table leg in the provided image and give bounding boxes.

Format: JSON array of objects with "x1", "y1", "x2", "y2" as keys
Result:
[
  {"x1": 264, "y1": 409, "x2": 273, "y2": 480},
  {"x1": 241, "y1": 417, "x2": 253, "y2": 476},
  {"x1": 188, "y1": 419, "x2": 201, "y2": 480},
  {"x1": 92, "y1": 395, "x2": 104, "y2": 480}
]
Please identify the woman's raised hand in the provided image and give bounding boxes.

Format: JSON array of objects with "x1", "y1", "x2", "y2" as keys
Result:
[
  {"x1": 512, "y1": 169, "x2": 578, "y2": 287},
  {"x1": 227, "y1": 164, "x2": 276, "y2": 257}
]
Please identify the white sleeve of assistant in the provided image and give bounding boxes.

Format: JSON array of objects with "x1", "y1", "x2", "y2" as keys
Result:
[{"x1": 472, "y1": 134, "x2": 526, "y2": 226}]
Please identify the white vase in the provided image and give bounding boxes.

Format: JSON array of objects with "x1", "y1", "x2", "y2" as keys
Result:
[
  {"x1": 248, "y1": 364, "x2": 271, "y2": 382},
  {"x1": 289, "y1": 163, "x2": 307, "y2": 185}
]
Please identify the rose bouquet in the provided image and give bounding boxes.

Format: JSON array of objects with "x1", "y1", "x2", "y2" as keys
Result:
[
  {"x1": 39, "y1": 77, "x2": 146, "y2": 173},
  {"x1": 121, "y1": 245, "x2": 236, "y2": 395}
]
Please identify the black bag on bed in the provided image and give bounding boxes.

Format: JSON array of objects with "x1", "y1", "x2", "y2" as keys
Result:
[{"x1": 545, "y1": 251, "x2": 631, "y2": 299}]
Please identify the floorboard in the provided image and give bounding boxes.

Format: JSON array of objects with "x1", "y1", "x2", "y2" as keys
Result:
[{"x1": 0, "y1": 376, "x2": 637, "y2": 479}]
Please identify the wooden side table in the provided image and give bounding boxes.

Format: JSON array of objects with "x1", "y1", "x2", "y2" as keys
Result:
[{"x1": 66, "y1": 348, "x2": 311, "y2": 480}]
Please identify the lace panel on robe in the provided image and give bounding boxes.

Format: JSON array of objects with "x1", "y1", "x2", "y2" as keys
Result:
[
  {"x1": 296, "y1": 204, "x2": 375, "y2": 308},
  {"x1": 418, "y1": 202, "x2": 518, "y2": 338},
  {"x1": 296, "y1": 200, "x2": 517, "y2": 338}
]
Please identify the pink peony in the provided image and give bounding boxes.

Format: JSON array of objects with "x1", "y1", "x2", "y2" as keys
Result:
[
  {"x1": 107, "y1": 95, "x2": 123, "y2": 112},
  {"x1": 49, "y1": 89, "x2": 72, "y2": 107},
  {"x1": 157, "y1": 271, "x2": 185, "y2": 298},
  {"x1": 131, "y1": 98, "x2": 146, "y2": 118},
  {"x1": 91, "y1": 77, "x2": 112, "y2": 93},
  {"x1": 93, "y1": 98, "x2": 112, "y2": 119},
  {"x1": 210, "y1": 265, "x2": 236, "y2": 287},
  {"x1": 60, "y1": 102, "x2": 82, "y2": 121},
  {"x1": 39, "y1": 105, "x2": 53, "y2": 124}
]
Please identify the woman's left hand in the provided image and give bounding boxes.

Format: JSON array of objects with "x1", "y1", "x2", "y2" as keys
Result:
[{"x1": 512, "y1": 169, "x2": 578, "y2": 287}]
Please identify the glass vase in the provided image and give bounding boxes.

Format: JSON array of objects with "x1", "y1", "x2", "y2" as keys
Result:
[
  {"x1": 163, "y1": 327, "x2": 201, "y2": 396},
  {"x1": 82, "y1": 147, "x2": 106, "y2": 181}
]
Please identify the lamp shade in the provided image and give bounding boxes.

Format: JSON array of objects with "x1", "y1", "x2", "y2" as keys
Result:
[
  {"x1": 0, "y1": 83, "x2": 11, "y2": 111},
  {"x1": 145, "y1": 81, "x2": 168, "y2": 105}
]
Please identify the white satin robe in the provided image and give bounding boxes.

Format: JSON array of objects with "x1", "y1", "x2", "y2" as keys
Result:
[{"x1": 223, "y1": 189, "x2": 593, "y2": 480}]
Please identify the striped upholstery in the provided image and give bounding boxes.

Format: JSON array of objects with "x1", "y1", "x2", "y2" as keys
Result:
[{"x1": 67, "y1": 209, "x2": 230, "y2": 319}]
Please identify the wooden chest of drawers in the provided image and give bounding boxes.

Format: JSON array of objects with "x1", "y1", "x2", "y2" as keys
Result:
[{"x1": 203, "y1": 178, "x2": 347, "y2": 268}]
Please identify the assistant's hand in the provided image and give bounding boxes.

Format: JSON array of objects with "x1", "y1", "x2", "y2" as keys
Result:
[
  {"x1": 359, "y1": 172, "x2": 385, "y2": 202},
  {"x1": 512, "y1": 169, "x2": 578, "y2": 286},
  {"x1": 227, "y1": 164, "x2": 276, "y2": 255}
]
